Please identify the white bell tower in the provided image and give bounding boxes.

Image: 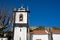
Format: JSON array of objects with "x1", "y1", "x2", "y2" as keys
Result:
[{"x1": 13, "y1": 6, "x2": 30, "y2": 40}]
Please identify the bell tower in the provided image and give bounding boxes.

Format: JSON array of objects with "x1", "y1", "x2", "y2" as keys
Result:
[{"x1": 13, "y1": 6, "x2": 30, "y2": 40}]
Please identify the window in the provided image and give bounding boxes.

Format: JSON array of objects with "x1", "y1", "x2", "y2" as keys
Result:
[
  {"x1": 1, "y1": 38, "x2": 3, "y2": 40},
  {"x1": 19, "y1": 14, "x2": 23, "y2": 21},
  {"x1": 36, "y1": 39, "x2": 41, "y2": 40},
  {"x1": 20, "y1": 29, "x2": 21, "y2": 32},
  {"x1": 20, "y1": 37, "x2": 21, "y2": 40}
]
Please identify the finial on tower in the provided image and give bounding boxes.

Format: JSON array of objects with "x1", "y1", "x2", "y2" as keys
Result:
[
  {"x1": 21, "y1": 5, "x2": 24, "y2": 8},
  {"x1": 18, "y1": 5, "x2": 25, "y2": 11},
  {"x1": 14, "y1": 8, "x2": 16, "y2": 11}
]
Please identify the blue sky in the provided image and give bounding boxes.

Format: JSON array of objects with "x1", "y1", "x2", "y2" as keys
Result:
[{"x1": 0, "y1": 0, "x2": 60, "y2": 27}]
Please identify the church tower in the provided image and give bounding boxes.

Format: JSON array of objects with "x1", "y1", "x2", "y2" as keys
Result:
[{"x1": 13, "y1": 6, "x2": 30, "y2": 40}]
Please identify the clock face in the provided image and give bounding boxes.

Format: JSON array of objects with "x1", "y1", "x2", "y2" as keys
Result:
[{"x1": 15, "y1": 12, "x2": 27, "y2": 24}]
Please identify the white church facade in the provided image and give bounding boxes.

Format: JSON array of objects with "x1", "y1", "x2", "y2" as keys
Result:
[
  {"x1": 0, "y1": 6, "x2": 60, "y2": 40},
  {"x1": 13, "y1": 6, "x2": 30, "y2": 40}
]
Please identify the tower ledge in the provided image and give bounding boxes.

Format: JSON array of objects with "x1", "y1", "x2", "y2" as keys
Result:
[{"x1": 13, "y1": 6, "x2": 30, "y2": 13}]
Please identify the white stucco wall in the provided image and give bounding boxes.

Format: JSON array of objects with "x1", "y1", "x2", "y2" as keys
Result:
[
  {"x1": 53, "y1": 34, "x2": 60, "y2": 40},
  {"x1": 0, "y1": 38, "x2": 8, "y2": 40},
  {"x1": 31, "y1": 34, "x2": 48, "y2": 40},
  {"x1": 15, "y1": 12, "x2": 27, "y2": 24},
  {"x1": 14, "y1": 27, "x2": 27, "y2": 40}
]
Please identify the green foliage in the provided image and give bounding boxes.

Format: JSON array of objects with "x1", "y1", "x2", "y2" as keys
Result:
[
  {"x1": 34, "y1": 26, "x2": 45, "y2": 30},
  {"x1": 52, "y1": 27, "x2": 60, "y2": 30}
]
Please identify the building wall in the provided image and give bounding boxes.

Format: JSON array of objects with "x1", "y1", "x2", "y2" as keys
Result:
[
  {"x1": 14, "y1": 27, "x2": 27, "y2": 40},
  {"x1": 53, "y1": 34, "x2": 60, "y2": 40},
  {"x1": 0, "y1": 38, "x2": 8, "y2": 40},
  {"x1": 15, "y1": 12, "x2": 27, "y2": 23},
  {"x1": 31, "y1": 34, "x2": 48, "y2": 40}
]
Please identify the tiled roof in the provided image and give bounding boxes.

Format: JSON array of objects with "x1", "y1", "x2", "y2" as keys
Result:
[
  {"x1": 51, "y1": 29, "x2": 60, "y2": 34},
  {"x1": 30, "y1": 29, "x2": 60, "y2": 34},
  {"x1": 30, "y1": 30, "x2": 48, "y2": 34}
]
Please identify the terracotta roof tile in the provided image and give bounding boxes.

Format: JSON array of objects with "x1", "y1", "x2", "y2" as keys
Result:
[
  {"x1": 51, "y1": 29, "x2": 60, "y2": 34},
  {"x1": 30, "y1": 29, "x2": 60, "y2": 34},
  {"x1": 30, "y1": 30, "x2": 48, "y2": 34}
]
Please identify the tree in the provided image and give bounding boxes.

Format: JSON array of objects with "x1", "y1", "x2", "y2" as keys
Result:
[
  {"x1": 34, "y1": 26, "x2": 45, "y2": 30},
  {"x1": 52, "y1": 27, "x2": 60, "y2": 30},
  {"x1": 0, "y1": 10, "x2": 13, "y2": 38}
]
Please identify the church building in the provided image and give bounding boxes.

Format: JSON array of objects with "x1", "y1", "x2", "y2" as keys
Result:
[
  {"x1": 13, "y1": 6, "x2": 30, "y2": 40},
  {"x1": 0, "y1": 6, "x2": 60, "y2": 40}
]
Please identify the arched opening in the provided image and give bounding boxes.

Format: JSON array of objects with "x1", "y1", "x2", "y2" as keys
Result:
[{"x1": 19, "y1": 14, "x2": 23, "y2": 21}]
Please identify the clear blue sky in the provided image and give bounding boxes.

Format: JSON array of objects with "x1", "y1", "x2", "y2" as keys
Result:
[{"x1": 0, "y1": 0, "x2": 60, "y2": 27}]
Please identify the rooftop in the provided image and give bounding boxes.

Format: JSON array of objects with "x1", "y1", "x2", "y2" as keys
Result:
[{"x1": 30, "y1": 29, "x2": 60, "y2": 34}]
